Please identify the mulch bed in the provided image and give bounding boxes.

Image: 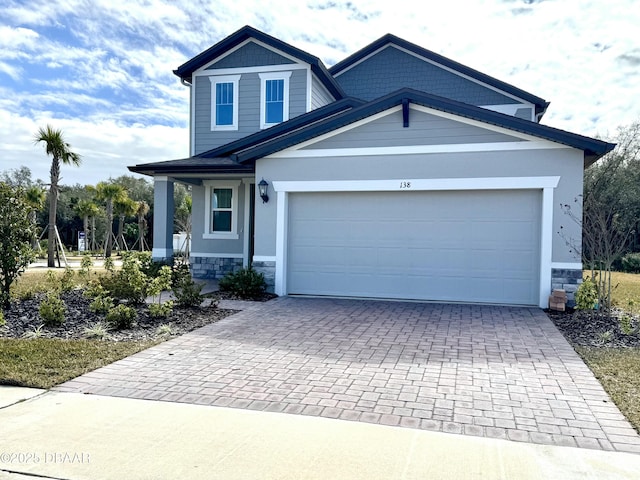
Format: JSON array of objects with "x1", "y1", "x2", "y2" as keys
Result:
[
  {"x1": 547, "y1": 307, "x2": 640, "y2": 348},
  {"x1": 0, "y1": 289, "x2": 240, "y2": 342}
]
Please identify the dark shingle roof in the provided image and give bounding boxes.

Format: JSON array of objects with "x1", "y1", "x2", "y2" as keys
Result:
[
  {"x1": 329, "y1": 34, "x2": 550, "y2": 117},
  {"x1": 173, "y1": 25, "x2": 344, "y2": 99}
]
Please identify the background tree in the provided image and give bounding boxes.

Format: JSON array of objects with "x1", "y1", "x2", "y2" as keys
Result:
[
  {"x1": 114, "y1": 194, "x2": 137, "y2": 251},
  {"x1": 0, "y1": 183, "x2": 36, "y2": 308},
  {"x1": 135, "y1": 201, "x2": 150, "y2": 251},
  {"x1": 25, "y1": 185, "x2": 46, "y2": 250},
  {"x1": 75, "y1": 199, "x2": 100, "y2": 252},
  {"x1": 34, "y1": 125, "x2": 81, "y2": 267},
  {"x1": 0, "y1": 166, "x2": 35, "y2": 188},
  {"x1": 96, "y1": 182, "x2": 125, "y2": 257},
  {"x1": 175, "y1": 193, "x2": 192, "y2": 258}
]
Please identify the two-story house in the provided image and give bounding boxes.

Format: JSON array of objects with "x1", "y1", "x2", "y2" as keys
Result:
[{"x1": 129, "y1": 25, "x2": 614, "y2": 308}]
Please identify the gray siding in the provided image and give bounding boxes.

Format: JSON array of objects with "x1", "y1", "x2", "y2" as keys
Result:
[
  {"x1": 515, "y1": 107, "x2": 533, "y2": 120},
  {"x1": 190, "y1": 182, "x2": 246, "y2": 255},
  {"x1": 303, "y1": 109, "x2": 524, "y2": 150},
  {"x1": 335, "y1": 45, "x2": 521, "y2": 106},
  {"x1": 206, "y1": 41, "x2": 294, "y2": 69},
  {"x1": 254, "y1": 147, "x2": 584, "y2": 265},
  {"x1": 194, "y1": 68, "x2": 308, "y2": 154},
  {"x1": 311, "y1": 75, "x2": 334, "y2": 109}
]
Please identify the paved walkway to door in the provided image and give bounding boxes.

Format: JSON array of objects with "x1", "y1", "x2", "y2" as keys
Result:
[{"x1": 55, "y1": 297, "x2": 640, "y2": 453}]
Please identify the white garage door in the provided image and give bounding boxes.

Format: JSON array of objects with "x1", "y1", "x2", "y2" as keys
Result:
[{"x1": 287, "y1": 190, "x2": 541, "y2": 305}]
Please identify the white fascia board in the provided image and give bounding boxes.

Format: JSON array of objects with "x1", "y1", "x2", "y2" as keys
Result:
[
  {"x1": 269, "y1": 141, "x2": 569, "y2": 159},
  {"x1": 193, "y1": 38, "x2": 309, "y2": 74},
  {"x1": 334, "y1": 44, "x2": 532, "y2": 106},
  {"x1": 272, "y1": 176, "x2": 560, "y2": 193}
]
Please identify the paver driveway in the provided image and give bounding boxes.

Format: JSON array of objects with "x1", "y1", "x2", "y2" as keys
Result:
[{"x1": 55, "y1": 297, "x2": 640, "y2": 453}]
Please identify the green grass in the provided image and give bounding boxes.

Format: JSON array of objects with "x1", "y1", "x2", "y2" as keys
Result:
[
  {"x1": 576, "y1": 346, "x2": 640, "y2": 432},
  {"x1": 0, "y1": 338, "x2": 156, "y2": 389},
  {"x1": 609, "y1": 271, "x2": 640, "y2": 310}
]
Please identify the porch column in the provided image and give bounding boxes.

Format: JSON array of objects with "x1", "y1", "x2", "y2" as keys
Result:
[{"x1": 152, "y1": 176, "x2": 174, "y2": 262}]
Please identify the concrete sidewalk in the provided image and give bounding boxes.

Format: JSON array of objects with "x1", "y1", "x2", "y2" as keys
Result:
[{"x1": 1, "y1": 389, "x2": 639, "y2": 480}]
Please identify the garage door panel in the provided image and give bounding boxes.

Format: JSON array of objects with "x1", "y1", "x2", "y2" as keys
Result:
[{"x1": 287, "y1": 190, "x2": 541, "y2": 305}]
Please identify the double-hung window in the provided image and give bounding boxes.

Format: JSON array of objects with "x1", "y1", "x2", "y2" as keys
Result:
[
  {"x1": 210, "y1": 75, "x2": 240, "y2": 131},
  {"x1": 203, "y1": 180, "x2": 240, "y2": 239},
  {"x1": 259, "y1": 71, "x2": 291, "y2": 129}
]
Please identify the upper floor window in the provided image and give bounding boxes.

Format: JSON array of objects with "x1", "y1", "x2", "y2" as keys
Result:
[
  {"x1": 209, "y1": 75, "x2": 240, "y2": 131},
  {"x1": 259, "y1": 71, "x2": 291, "y2": 129}
]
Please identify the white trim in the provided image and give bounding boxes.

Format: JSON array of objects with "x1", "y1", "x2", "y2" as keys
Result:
[
  {"x1": 259, "y1": 71, "x2": 292, "y2": 129},
  {"x1": 153, "y1": 175, "x2": 171, "y2": 182},
  {"x1": 209, "y1": 74, "x2": 241, "y2": 131},
  {"x1": 275, "y1": 191, "x2": 288, "y2": 296},
  {"x1": 253, "y1": 255, "x2": 276, "y2": 262},
  {"x1": 194, "y1": 38, "x2": 308, "y2": 75},
  {"x1": 551, "y1": 262, "x2": 583, "y2": 270},
  {"x1": 273, "y1": 176, "x2": 560, "y2": 193},
  {"x1": 273, "y1": 176, "x2": 560, "y2": 308},
  {"x1": 190, "y1": 252, "x2": 244, "y2": 259},
  {"x1": 306, "y1": 68, "x2": 312, "y2": 112},
  {"x1": 243, "y1": 180, "x2": 252, "y2": 267},
  {"x1": 203, "y1": 180, "x2": 241, "y2": 239},
  {"x1": 196, "y1": 63, "x2": 307, "y2": 76},
  {"x1": 334, "y1": 43, "x2": 531, "y2": 106},
  {"x1": 270, "y1": 141, "x2": 567, "y2": 159},
  {"x1": 190, "y1": 80, "x2": 195, "y2": 157},
  {"x1": 539, "y1": 187, "x2": 554, "y2": 308}
]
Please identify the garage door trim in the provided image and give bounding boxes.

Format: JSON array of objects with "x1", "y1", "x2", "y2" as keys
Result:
[{"x1": 273, "y1": 176, "x2": 559, "y2": 308}]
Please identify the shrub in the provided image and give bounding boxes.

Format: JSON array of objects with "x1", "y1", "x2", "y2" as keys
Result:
[
  {"x1": 0, "y1": 310, "x2": 5, "y2": 327},
  {"x1": 575, "y1": 278, "x2": 598, "y2": 310},
  {"x1": 156, "y1": 323, "x2": 175, "y2": 337},
  {"x1": 100, "y1": 253, "x2": 148, "y2": 304},
  {"x1": 105, "y1": 304, "x2": 137, "y2": 330},
  {"x1": 621, "y1": 253, "x2": 640, "y2": 273},
  {"x1": 218, "y1": 267, "x2": 266, "y2": 299},
  {"x1": 84, "y1": 322, "x2": 110, "y2": 340},
  {"x1": 78, "y1": 254, "x2": 93, "y2": 282},
  {"x1": 149, "y1": 300, "x2": 174, "y2": 318},
  {"x1": 171, "y1": 264, "x2": 203, "y2": 307},
  {"x1": 60, "y1": 266, "x2": 75, "y2": 292},
  {"x1": 89, "y1": 295, "x2": 114, "y2": 314},
  {"x1": 39, "y1": 292, "x2": 66, "y2": 326}
]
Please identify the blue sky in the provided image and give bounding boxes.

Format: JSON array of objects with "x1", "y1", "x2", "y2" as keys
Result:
[{"x1": 0, "y1": 0, "x2": 638, "y2": 186}]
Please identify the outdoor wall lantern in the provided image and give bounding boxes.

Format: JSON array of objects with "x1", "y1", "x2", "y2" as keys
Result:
[{"x1": 258, "y1": 178, "x2": 270, "y2": 203}]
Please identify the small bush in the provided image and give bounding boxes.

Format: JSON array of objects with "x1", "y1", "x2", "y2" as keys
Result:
[
  {"x1": 105, "y1": 304, "x2": 137, "y2": 330},
  {"x1": 39, "y1": 292, "x2": 66, "y2": 326},
  {"x1": 0, "y1": 310, "x2": 5, "y2": 327},
  {"x1": 84, "y1": 322, "x2": 110, "y2": 340},
  {"x1": 78, "y1": 254, "x2": 93, "y2": 282},
  {"x1": 89, "y1": 295, "x2": 114, "y2": 314},
  {"x1": 60, "y1": 266, "x2": 75, "y2": 292},
  {"x1": 218, "y1": 267, "x2": 266, "y2": 299},
  {"x1": 173, "y1": 276, "x2": 204, "y2": 307},
  {"x1": 621, "y1": 253, "x2": 640, "y2": 273},
  {"x1": 155, "y1": 323, "x2": 175, "y2": 337},
  {"x1": 149, "y1": 300, "x2": 174, "y2": 318},
  {"x1": 22, "y1": 325, "x2": 44, "y2": 339},
  {"x1": 620, "y1": 315, "x2": 634, "y2": 335},
  {"x1": 575, "y1": 278, "x2": 598, "y2": 310}
]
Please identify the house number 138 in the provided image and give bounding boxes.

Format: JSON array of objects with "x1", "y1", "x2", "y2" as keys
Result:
[{"x1": 399, "y1": 181, "x2": 411, "y2": 189}]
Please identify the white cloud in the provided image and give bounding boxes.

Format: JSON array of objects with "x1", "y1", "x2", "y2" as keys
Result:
[{"x1": 0, "y1": 0, "x2": 638, "y2": 187}]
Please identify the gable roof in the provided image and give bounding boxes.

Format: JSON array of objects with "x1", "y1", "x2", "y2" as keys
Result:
[
  {"x1": 128, "y1": 97, "x2": 365, "y2": 176},
  {"x1": 129, "y1": 89, "x2": 613, "y2": 177},
  {"x1": 173, "y1": 25, "x2": 345, "y2": 99},
  {"x1": 227, "y1": 88, "x2": 613, "y2": 166},
  {"x1": 329, "y1": 34, "x2": 550, "y2": 118}
]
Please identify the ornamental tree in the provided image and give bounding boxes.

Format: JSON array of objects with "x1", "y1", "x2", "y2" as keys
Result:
[{"x1": 0, "y1": 182, "x2": 36, "y2": 308}]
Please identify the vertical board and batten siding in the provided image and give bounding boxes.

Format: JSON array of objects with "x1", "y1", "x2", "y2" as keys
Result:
[
  {"x1": 194, "y1": 68, "x2": 308, "y2": 154},
  {"x1": 301, "y1": 109, "x2": 525, "y2": 150},
  {"x1": 334, "y1": 45, "x2": 522, "y2": 106}
]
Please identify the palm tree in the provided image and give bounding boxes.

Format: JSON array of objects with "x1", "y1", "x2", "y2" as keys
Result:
[
  {"x1": 24, "y1": 186, "x2": 46, "y2": 250},
  {"x1": 135, "y1": 201, "x2": 150, "y2": 251},
  {"x1": 34, "y1": 125, "x2": 81, "y2": 267},
  {"x1": 113, "y1": 195, "x2": 137, "y2": 251},
  {"x1": 96, "y1": 182, "x2": 125, "y2": 257},
  {"x1": 75, "y1": 199, "x2": 100, "y2": 253}
]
